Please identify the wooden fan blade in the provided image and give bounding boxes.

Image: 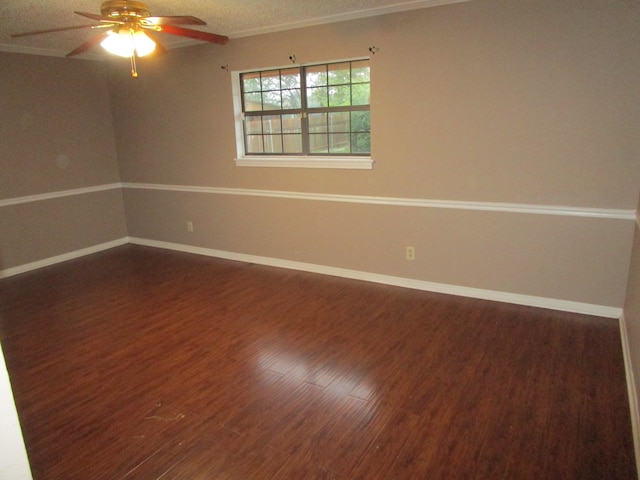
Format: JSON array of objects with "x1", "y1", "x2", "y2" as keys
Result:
[
  {"x1": 141, "y1": 16, "x2": 207, "y2": 26},
  {"x1": 154, "y1": 24, "x2": 228, "y2": 44},
  {"x1": 66, "y1": 31, "x2": 110, "y2": 57},
  {"x1": 11, "y1": 23, "x2": 112, "y2": 37},
  {"x1": 74, "y1": 11, "x2": 122, "y2": 23}
]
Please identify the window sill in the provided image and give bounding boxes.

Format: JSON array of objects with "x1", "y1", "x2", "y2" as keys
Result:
[{"x1": 234, "y1": 156, "x2": 373, "y2": 170}]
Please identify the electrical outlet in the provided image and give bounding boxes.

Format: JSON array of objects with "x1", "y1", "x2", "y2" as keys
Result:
[
  {"x1": 406, "y1": 246, "x2": 415, "y2": 260},
  {"x1": 187, "y1": 221, "x2": 194, "y2": 232}
]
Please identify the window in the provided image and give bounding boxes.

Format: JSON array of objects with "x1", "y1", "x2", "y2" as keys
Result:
[{"x1": 233, "y1": 59, "x2": 372, "y2": 169}]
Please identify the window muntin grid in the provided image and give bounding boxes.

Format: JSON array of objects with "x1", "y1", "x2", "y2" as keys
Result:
[{"x1": 240, "y1": 60, "x2": 370, "y2": 156}]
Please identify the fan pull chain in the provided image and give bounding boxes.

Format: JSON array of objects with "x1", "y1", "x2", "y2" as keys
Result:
[{"x1": 130, "y1": 54, "x2": 139, "y2": 78}]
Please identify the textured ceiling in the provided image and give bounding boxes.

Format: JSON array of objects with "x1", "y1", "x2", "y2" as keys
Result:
[{"x1": 0, "y1": 0, "x2": 468, "y2": 58}]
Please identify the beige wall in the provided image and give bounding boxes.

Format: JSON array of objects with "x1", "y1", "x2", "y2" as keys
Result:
[
  {"x1": 122, "y1": 188, "x2": 634, "y2": 308},
  {"x1": 0, "y1": 0, "x2": 638, "y2": 310},
  {"x1": 0, "y1": 52, "x2": 127, "y2": 271},
  {"x1": 110, "y1": 0, "x2": 639, "y2": 309},
  {"x1": 624, "y1": 195, "x2": 640, "y2": 463},
  {"x1": 0, "y1": 0, "x2": 639, "y2": 472},
  {"x1": 111, "y1": 0, "x2": 640, "y2": 207}
]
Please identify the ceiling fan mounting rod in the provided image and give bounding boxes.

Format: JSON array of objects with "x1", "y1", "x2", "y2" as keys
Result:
[
  {"x1": 12, "y1": 0, "x2": 229, "y2": 72},
  {"x1": 100, "y1": 0, "x2": 151, "y2": 20}
]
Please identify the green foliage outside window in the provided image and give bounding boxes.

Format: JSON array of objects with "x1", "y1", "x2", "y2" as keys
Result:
[{"x1": 241, "y1": 60, "x2": 370, "y2": 156}]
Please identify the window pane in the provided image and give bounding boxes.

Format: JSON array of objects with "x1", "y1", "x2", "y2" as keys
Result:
[
  {"x1": 263, "y1": 135, "x2": 283, "y2": 153},
  {"x1": 351, "y1": 60, "x2": 370, "y2": 83},
  {"x1": 244, "y1": 92, "x2": 263, "y2": 112},
  {"x1": 307, "y1": 87, "x2": 328, "y2": 108},
  {"x1": 352, "y1": 133, "x2": 370, "y2": 153},
  {"x1": 329, "y1": 85, "x2": 351, "y2": 107},
  {"x1": 282, "y1": 114, "x2": 301, "y2": 134},
  {"x1": 262, "y1": 90, "x2": 282, "y2": 110},
  {"x1": 351, "y1": 111, "x2": 370, "y2": 132},
  {"x1": 261, "y1": 70, "x2": 280, "y2": 90},
  {"x1": 352, "y1": 83, "x2": 370, "y2": 106},
  {"x1": 241, "y1": 60, "x2": 371, "y2": 157},
  {"x1": 328, "y1": 112, "x2": 349, "y2": 133},
  {"x1": 262, "y1": 115, "x2": 282, "y2": 134},
  {"x1": 283, "y1": 134, "x2": 303, "y2": 153},
  {"x1": 246, "y1": 135, "x2": 264, "y2": 153},
  {"x1": 281, "y1": 68, "x2": 300, "y2": 88},
  {"x1": 330, "y1": 133, "x2": 350, "y2": 154},
  {"x1": 282, "y1": 89, "x2": 301, "y2": 109},
  {"x1": 306, "y1": 64, "x2": 327, "y2": 87},
  {"x1": 328, "y1": 62, "x2": 350, "y2": 85},
  {"x1": 308, "y1": 113, "x2": 327, "y2": 133},
  {"x1": 242, "y1": 72, "x2": 261, "y2": 92},
  {"x1": 245, "y1": 116, "x2": 262, "y2": 134},
  {"x1": 309, "y1": 133, "x2": 329, "y2": 153}
]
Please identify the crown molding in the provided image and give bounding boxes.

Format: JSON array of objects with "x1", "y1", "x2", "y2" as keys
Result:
[
  {"x1": 0, "y1": 0, "x2": 472, "y2": 58},
  {"x1": 228, "y1": 0, "x2": 472, "y2": 38},
  {"x1": 0, "y1": 42, "x2": 106, "y2": 60}
]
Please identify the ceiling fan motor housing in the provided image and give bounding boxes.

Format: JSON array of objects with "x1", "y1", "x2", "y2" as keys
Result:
[
  {"x1": 12, "y1": 0, "x2": 228, "y2": 65},
  {"x1": 100, "y1": 0, "x2": 151, "y2": 20}
]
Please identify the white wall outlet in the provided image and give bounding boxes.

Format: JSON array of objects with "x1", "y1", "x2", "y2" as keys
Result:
[
  {"x1": 187, "y1": 221, "x2": 194, "y2": 232},
  {"x1": 406, "y1": 246, "x2": 415, "y2": 260}
]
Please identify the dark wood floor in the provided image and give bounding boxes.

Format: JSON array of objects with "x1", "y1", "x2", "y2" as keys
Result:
[{"x1": 0, "y1": 245, "x2": 636, "y2": 479}]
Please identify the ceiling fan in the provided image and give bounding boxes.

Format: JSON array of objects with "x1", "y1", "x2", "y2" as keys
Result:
[{"x1": 12, "y1": 0, "x2": 229, "y2": 77}]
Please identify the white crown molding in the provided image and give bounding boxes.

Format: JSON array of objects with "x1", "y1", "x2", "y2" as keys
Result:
[
  {"x1": 0, "y1": 43, "x2": 68, "y2": 58},
  {"x1": 0, "y1": 1, "x2": 472, "y2": 57},
  {"x1": 227, "y1": 0, "x2": 473, "y2": 39},
  {"x1": 0, "y1": 42, "x2": 106, "y2": 60}
]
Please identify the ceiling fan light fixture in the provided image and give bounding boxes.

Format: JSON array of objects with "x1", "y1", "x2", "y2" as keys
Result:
[
  {"x1": 132, "y1": 30, "x2": 155, "y2": 56},
  {"x1": 13, "y1": 0, "x2": 229, "y2": 73},
  {"x1": 101, "y1": 30, "x2": 133, "y2": 57},
  {"x1": 101, "y1": 28, "x2": 155, "y2": 57}
]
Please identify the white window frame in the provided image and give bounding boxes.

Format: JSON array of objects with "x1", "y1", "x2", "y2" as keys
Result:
[{"x1": 232, "y1": 58, "x2": 373, "y2": 170}]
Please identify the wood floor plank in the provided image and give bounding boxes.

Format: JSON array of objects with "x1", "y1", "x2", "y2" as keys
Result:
[
  {"x1": 0, "y1": 245, "x2": 636, "y2": 479},
  {"x1": 349, "y1": 405, "x2": 423, "y2": 479}
]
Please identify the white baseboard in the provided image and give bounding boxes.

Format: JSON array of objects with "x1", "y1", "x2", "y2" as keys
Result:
[
  {"x1": 0, "y1": 235, "x2": 634, "y2": 474},
  {"x1": 0, "y1": 235, "x2": 623, "y2": 318},
  {"x1": 619, "y1": 314, "x2": 640, "y2": 478},
  {"x1": 128, "y1": 237, "x2": 623, "y2": 319},
  {"x1": 0, "y1": 238, "x2": 129, "y2": 279}
]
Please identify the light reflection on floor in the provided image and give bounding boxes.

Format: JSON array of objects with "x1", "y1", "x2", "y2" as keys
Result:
[{"x1": 255, "y1": 348, "x2": 374, "y2": 401}]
